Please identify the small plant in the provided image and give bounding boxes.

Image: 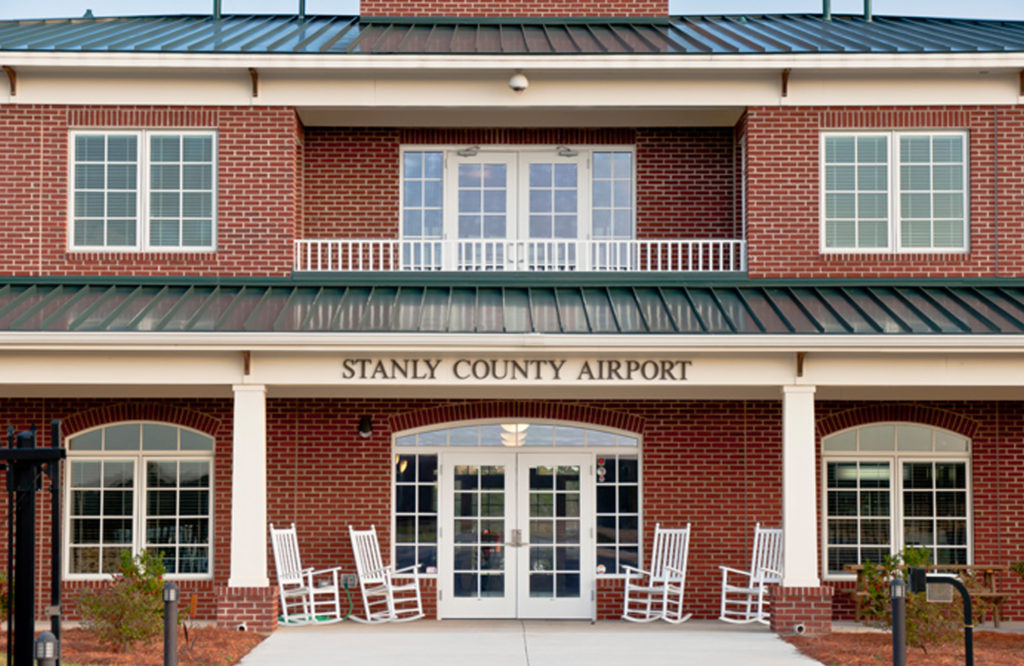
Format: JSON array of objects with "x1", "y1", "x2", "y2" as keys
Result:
[
  {"x1": 79, "y1": 549, "x2": 167, "y2": 653},
  {"x1": 1011, "y1": 561, "x2": 1024, "y2": 580},
  {"x1": 857, "y1": 548, "x2": 993, "y2": 652}
]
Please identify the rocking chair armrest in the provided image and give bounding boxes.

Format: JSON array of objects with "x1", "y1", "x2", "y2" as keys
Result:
[
  {"x1": 308, "y1": 566, "x2": 343, "y2": 579},
  {"x1": 391, "y1": 564, "x2": 422, "y2": 578},
  {"x1": 620, "y1": 565, "x2": 651, "y2": 579},
  {"x1": 719, "y1": 565, "x2": 751, "y2": 577},
  {"x1": 664, "y1": 565, "x2": 686, "y2": 578},
  {"x1": 756, "y1": 567, "x2": 782, "y2": 582}
]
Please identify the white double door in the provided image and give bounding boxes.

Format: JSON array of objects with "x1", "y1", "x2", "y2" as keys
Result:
[
  {"x1": 449, "y1": 151, "x2": 587, "y2": 270},
  {"x1": 437, "y1": 452, "x2": 594, "y2": 619}
]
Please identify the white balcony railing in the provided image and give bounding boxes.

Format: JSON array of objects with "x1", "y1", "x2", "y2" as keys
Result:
[{"x1": 294, "y1": 238, "x2": 747, "y2": 273}]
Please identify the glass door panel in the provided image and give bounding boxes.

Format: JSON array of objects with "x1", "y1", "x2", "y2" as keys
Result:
[
  {"x1": 439, "y1": 453, "x2": 515, "y2": 618},
  {"x1": 450, "y1": 153, "x2": 516, "y2": 270},
  {"x1": 517, "y1": 453, "x2": 593, "y2": 619},
  {"x1": 520, "y1": 154, "x2": 586, "y2": 271}
]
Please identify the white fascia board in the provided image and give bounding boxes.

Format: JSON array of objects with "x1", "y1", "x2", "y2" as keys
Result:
[
  {"x1": 3, "y1": 51, "x2": 1024, "y2": 71},
  {"x1": 1, "y1": 331, "x2": 1024, "y2": 353}
]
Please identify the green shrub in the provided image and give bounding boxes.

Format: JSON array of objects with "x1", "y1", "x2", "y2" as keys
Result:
[
  {"x1": 0, "y1": 572, "x2": 9, "y2": 623},
  {"x1": 858, "y1": 548, "x2": 994, "y2": 652},
  {"x1": 78, "y1": 550, "x2": 166, "y2": 653}
]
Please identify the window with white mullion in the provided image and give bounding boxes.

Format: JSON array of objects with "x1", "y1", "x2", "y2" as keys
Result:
[
  {"x1": 897, "y1": 134, "x2": 966, "y2": 251},
  {"x1": 825, "y1": 460, "x2": 892, "y2": 576},
  {"x1": 70, "y1": 130, "x2": 215, "y2": 252},
  {"x1": 148, "y1": 133, "x2": 215, "y2": 249},
  {"x1": 145, "y1": 458, "x2": 212, "y2": 575},
  {"x1": 592, "y1": 151, "x2": 634, "y2": 269},
  {"x1": 69, "y1": 458, "x2": 137, "y2": 575},
  {"x1": 823, "y1": 133, "x2": 890, "y2": 250},
  {"x1": 901, "y1": 461, "x2": 969, "y2": 565},
  {"x1": 822, "y1": 131, "x2": 967, "y2": 253},
  {"x1": 401, "y1": 151, "x2": 445, "y2": 269},
  {"x1": 73, "y1": 132, "x2": 140, "y2": 248}
]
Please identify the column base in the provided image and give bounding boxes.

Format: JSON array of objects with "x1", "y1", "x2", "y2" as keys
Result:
[
  {"x1": 216, "y1": 585, "x2": 279, "y2": 634},
  {"x1": 768, "y1": 586, "x2": 833, "y2": 636}
]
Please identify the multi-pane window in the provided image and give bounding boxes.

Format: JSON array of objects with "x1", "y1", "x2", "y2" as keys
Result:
[
  {"x1": 67, "y1": 423, "x2": 214, "y2": 578},
  {"x1": 401, "y1": 151, "x2": 444, "y2": 268},
  {"x1": 71, "y1": 130, "x2": 216, "y2": 251},
  {"x1": 394, "y1": 454, "x2": 438, "y2": 572},
  {"x1": 595, "y1": 454, "x2": 639, "y2": 575},
  {"x1": 821, "y1": 131, "x2": 967, "y2": 252},
  {"x1": 822, "y1": 423, "x2": 969, "y2": 577}
]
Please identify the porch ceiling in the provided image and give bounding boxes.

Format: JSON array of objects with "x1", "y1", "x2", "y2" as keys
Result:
[{"x1": 2, "y1": 276, "x2": 1024, "y2": 337}]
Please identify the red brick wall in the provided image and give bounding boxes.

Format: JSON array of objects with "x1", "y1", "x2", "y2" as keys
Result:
[
  {"x1": 0, "y1": 106, "x2": 298, "y2": 277},
  {"x1": 360, "y1": 0, "x2": 668, "y2": 17},
  {"x1": 302, "y1": 127, "x2": 737, "y2": 240},
  {"x1": 1, "y1": 397, "x2": 1020, "y2": 624},
  {"x1": 745, "y1": 106, "x2": 1024, "y2": 278}
]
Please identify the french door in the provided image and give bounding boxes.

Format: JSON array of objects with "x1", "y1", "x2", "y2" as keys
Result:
[
  {"x1": 437, "y1": 451, "x2": 594, "y2": 619},
  {"x1": 448, "y1": 151, "x2": 587, "y2": 270}
]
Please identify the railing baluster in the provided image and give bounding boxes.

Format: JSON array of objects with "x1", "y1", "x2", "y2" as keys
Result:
[{"x1": 294, "y1": 237, "x2": 747, "y2": 274}]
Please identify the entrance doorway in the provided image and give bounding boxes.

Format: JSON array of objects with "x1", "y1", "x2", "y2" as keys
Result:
[{"x1": 437, "y1": 451, "x2": 594, "y2": 619}]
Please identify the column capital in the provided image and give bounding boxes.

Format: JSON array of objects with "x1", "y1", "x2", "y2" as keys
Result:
[
  {"x1": 782, "y1": 385, "x2": 816, "y2": 396},
  {"x1": 232, "y1": 383, "x2": 266, "y2": 394}
]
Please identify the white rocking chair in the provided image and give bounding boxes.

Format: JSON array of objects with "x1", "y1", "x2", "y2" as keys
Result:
[
  {"x1": 622, "y1": 523, "x2": 693, "y2": 623},
  {"x1": 719, "y1": 522, "x2": 783, "y2": 625},
  {"x1": 269, "y1": 523, "x2": 343, "y2": 625},
  {"x1": 348, "y1": 525, "x2": 424, "y2": 623}
]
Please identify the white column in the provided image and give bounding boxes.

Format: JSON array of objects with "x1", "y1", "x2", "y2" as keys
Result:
[
  {"x1": 229, "y1": 384, "x2": 269, "y2": 587},
  {"x1": 782, "y1": 385, "x2": 820, "y2": 587}
]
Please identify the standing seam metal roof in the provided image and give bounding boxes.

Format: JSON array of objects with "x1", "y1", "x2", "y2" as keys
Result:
[
  {"x1": 2, "y1": 13, "x2": 1024, "y2": 55},
  {"x1": 3, "y1": 278, "x2": 1024, "y2": 335}
]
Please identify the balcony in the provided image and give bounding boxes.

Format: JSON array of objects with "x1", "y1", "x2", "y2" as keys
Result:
[{"x1": 294, "y1": 239, "x2": 746, "y2": 273}]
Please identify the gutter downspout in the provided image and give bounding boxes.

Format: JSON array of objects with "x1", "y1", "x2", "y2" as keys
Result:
[{"x1": 994, "y1": 106, "x2": 1000, "y2": 277}]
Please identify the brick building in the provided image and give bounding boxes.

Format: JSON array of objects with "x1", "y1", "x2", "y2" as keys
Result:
[{"x1": 1, "y1": 0, "x2": 1024, "y2": 636}]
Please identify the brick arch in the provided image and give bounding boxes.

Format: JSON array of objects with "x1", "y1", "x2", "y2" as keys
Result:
[
  {"x1": 62, "y1": 403, "x2": 221, "y2": 438},
  {"x1": 388, "y1": 401, "x2": 643, "y2": 435},
  {"x1": 816, "y1": 404, "x2": 980, "y2": 440}
]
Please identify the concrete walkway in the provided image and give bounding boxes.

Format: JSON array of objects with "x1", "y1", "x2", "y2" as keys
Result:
[{"x1": 239, "y1": 620, "x2": 821, "y2": 665}]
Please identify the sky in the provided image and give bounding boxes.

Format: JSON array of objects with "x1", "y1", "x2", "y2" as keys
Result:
[{"x1": 2, "y1": 0, "x2": 1024, "y2": 21}]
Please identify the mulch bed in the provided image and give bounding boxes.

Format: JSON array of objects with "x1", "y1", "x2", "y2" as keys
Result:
[
  {"x1": 786, "y1": 630, "x2": 1024, "y2": 665},
  {"x1": 0, "y1": 626, "x2": 266, "y2": 665}
]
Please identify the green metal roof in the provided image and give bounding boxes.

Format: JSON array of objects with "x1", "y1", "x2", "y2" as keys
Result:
[
  {"x1": 2, "y1": 13, "x2": 1024, "y2": 55},
  {"x1": 2, "y1": 276, "x2": 1024, "y2": 335}
]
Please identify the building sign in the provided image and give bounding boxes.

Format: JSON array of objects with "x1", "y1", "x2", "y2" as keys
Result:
[{"x1": 341, "y1": 358, "x2": 692, "y2": 383}]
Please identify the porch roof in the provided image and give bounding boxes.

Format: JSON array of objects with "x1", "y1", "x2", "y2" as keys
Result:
[
  {"x1": 2, "y1": 13, "x2": 1024, "y2": 56},
  {"x1": 3, "y1": 276, "x2": 1024, "y2": 336}
]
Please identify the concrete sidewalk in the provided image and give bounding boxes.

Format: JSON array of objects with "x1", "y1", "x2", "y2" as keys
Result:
[{"x1": 239, "y1": 620, "x2": 821, "y2": 665}]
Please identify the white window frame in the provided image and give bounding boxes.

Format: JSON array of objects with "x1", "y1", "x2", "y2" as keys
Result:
[
  {"x1": 820, "y1": 422, "x2": 972, "y2": 581},
  {"x1": 819, "y1": 130, "x2": 968, "y2": 254},
  {"x1": 68, "y1": 129, "x2": 218, "y2": 252},
  {"x1": 64, "y1": 421, "x2": 215, "y2": 581},
  {"x1": 399, "y1": 145, "x2": 636, "y2": 245},
  {"x1": 392, "y1": 419, "x2": 641, "y2": 579}
]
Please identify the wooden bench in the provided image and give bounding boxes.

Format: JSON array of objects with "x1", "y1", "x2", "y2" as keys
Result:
[{"x1": 844, "y1": 564, "x2": 1009, "y2": 627}]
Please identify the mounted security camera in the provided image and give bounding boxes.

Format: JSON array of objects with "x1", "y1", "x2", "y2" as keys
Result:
[{"x1": 508, "y1": 72, "x2": 529, "y2": 93}]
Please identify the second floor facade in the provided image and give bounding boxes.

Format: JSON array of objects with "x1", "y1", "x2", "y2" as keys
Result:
[{"x1": 3, "y1": 12, "x2": 1024, "y2": 280}]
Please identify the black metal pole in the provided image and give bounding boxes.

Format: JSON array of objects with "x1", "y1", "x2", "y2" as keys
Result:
[
  {"x1": 13, "y1": 428, "x2": 37, "y2": 666},
  {"x1": 49, "y1": 420, "x2": 62, "y2": 666},
  {"x1": 929, "y1": 576, "x2": 974, "y2": 666},
  {"x1": 891, "y1": 577, "x2": 906, "y2": 666},
  {"x1": 163, "y1": 582, "x2": 179, "y2": 666}
]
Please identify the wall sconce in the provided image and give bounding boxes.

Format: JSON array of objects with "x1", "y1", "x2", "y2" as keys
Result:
[
  {"x1": 557, "y1": 145, "x2": 579, "y2": 157},
  {"x1": 457, "y1": 145, "x2": 480, "y2": 157},
  {"x1": 358, "y1": 416, "x2": 373, "y2": 439}
]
